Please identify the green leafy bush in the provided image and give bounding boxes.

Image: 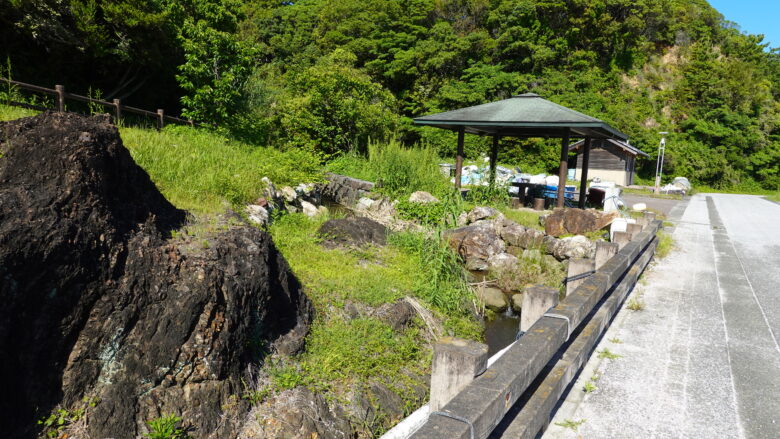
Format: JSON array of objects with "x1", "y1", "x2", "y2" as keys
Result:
[{"x1": 145, "y1": 413, "x2": 190, "y2": 439}]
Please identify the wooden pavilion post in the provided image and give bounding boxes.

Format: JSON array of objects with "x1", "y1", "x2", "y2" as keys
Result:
[
  {"x1": 454, "y1": 127, "x2": 465, "y2": 190},
  {"x1": 556, "y1": 131, "x2": 570, "y2": 208},
  {"x1": 578, "y1": 137, "x2": 591, "y2": 209},
  {"x1": 489, "y1": 134, "x2": 499, "y2": 185}
]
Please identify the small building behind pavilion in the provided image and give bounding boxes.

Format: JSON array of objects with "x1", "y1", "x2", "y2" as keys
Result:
[{"x1": 568, "y1": 138, "x2": 648, "y2": 187}]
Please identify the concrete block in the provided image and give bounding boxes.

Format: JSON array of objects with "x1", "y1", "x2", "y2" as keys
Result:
[
  {"x1": 613, "y1": 231, "x2": 631, "y2": 249},
  {"x1": 595, "y1": 241, "x2": 619, "y2": 270},
  {"x1": 429, "y1": 337, "x2": 488, "y2": 411},
  {"x1": 566, "y1": 258, "x2": 595, "y2": 297},
  {"x1": 644, "y1": 211, "x2": 657, "y2": 222},
  {"x1": 626, "y1": 223, "x2": 644, "y2": 238},
  {"x1": 520, "y1": 285, "x2": 560, "y2": 332}
]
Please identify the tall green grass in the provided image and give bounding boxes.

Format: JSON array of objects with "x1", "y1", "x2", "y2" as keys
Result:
[
  {"x1": 327, "y1": 140, "x2": 451, "y2": 199},
  {"x1": 122, "y1": 125, "x2": 323, "y2": 213}
]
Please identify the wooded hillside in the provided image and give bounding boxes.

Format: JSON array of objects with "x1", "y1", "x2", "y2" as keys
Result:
[{"x1": 2, "y1": 0, "x2": 779, "y2": 190}]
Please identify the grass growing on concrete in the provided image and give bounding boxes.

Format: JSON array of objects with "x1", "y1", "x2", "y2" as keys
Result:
[
  {"x1": 626, "y1": 295, "x2": 646, "y2": 311},
  {"x1": 597, "y1": 348, "x2": 622, "y2": 360},
  {"x1": 554, "y1": 419, "x2": 586, "y2": 431},
  {"x1": 656, "y1": 231, "x2": 674, "y2": 258}
]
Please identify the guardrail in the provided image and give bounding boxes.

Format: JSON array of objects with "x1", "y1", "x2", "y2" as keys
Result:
[
  {"x1": 1, "y1": 77, "x2": 195, "y2": 130},
  {"x1": 401, "y1": 213, "x2": 661, "y2": 439}
]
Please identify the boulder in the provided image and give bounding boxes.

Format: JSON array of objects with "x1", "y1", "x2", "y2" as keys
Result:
[
  {"x1": 511, "y1": 294, "x2": 523, "y2": 313},
  {"x1": 373, "y1": 300, "x2": 417, "y2": 331},
  {"x1": 456, "y1": 212, "x2": 469, "y2": 227},
  {"x1": 280, "y1": 185, "x2": 298, "y2": 203},
  {"x1": 500, "y1": 220, "x2": 528, "y2": 247},
  {"x1": 356, "y1": 196, "x2": 375, "y2": 210},
  {"x1": 246, "y1": 204, "x2": 269, "y2": 225},
  {"x1": 467, "y1": 206, "x2": 500, "y2": 223},
  {"x1": 301, "y1": 200, "x2": 318, "y2": 217},
  {"x1": 318, "y1": 216, "x2": 388, "y2": 248},
  {"x1": 409, "y1": 191, "x2": 439, "y2": 203},
  {"x1": 518, "y1": 228, "x2": 545, "y2": 249},
  {"x1": 488, "y1": 252, "x2": 519, "y2": 273},
  {"x1": 241, "y1": 387, "x2": 352, "y2": 439},
  {"x1": 261, "y1": 176, "x2": 277, "y2": 199},
  {"x1": 445, "y1": 224, "x2": 506, "y2": 271},
  {"x1": 544, "y1": 208, "x2": 620, "y2": 237},
  {"x1": 0, "y1": 112, "x2": 313, "y2": 439},
  {"x1": 476, "y1": 286, "x2": 508, "y2": 312},
  {"x1": 552, "y1": 235, "x2": 596, "y2": 260}
]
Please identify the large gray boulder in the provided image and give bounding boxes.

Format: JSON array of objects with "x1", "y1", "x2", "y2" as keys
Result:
[
  {"x1": 445, "y1": 224, "x2": 506, "y2": 271},
  {"x1": 551, "y1": 235, "x2": 596, "y2": 260}
]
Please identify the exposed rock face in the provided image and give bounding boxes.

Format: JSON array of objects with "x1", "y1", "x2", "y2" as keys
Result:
[
  {"x1": 445, "y1": 224, "x2": 506, "y2": 271},
  {"x1": 544, "y1": 208, "x2": 619, "y2": 237},
  {"x1": 318, "y1": 216, "x2": 388, "y2": 248},
  {"x1": 0, "y1": 112, "x2": 312, "y2": 439}
]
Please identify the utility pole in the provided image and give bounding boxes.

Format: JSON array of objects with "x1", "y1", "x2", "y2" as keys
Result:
[{"x1": 654, "y1": 132, "x2": 667, "y2": 193}]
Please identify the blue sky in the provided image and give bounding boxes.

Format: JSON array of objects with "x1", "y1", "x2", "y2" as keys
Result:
[{"x1": 708, "y1": 0, "x2": 780, "y2": 48}]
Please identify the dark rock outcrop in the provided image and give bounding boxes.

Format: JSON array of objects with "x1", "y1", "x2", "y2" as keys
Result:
[
  {"x1": 321, "y1": 173, "x2": 375, "y2": 206},
  {"x1": 318, "y1": 216, "x2": 388, "y2": 248},
  {"x1": 0, "y1": 112, "x2": 312, "y2": 438}
]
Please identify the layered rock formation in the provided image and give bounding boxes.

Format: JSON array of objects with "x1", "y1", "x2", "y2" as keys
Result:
[{"x1": 0, "y1": 112, "x2": 312, "y2": 438}]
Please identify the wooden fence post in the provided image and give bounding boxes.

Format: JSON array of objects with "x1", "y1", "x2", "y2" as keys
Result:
[
  {"x1": 156, "y1": 109, "x2": 164, "y2": 131},
  {"x1": 55, "y1": 85, "x2": 65, "y2": 112},
  {"x1": 113, "y1": 99, "x2": 122, "y2": 123}
]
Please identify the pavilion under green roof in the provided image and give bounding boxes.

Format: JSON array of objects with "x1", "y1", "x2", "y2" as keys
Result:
[
  {"x1": 413, "y1": 93, "x2": 629, "y2": 208},
  {"x1": 414, "y1": 93, "x2": 628, "y2": 140}
]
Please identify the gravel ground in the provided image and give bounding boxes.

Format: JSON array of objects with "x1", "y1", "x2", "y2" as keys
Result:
[{"x1": 544, "y1": 193, "x2": 780, "y2": 439}]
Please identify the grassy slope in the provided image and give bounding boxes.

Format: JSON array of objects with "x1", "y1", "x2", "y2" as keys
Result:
[{"x1": 1, "y1": 105, "x2": 482, "y2": 432}]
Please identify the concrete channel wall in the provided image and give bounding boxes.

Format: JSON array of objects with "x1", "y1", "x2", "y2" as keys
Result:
[{"x1": 406, "y1": 215, "x2": 662, "y2": 439}]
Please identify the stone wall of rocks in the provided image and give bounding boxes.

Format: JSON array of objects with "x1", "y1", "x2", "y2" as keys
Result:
[{"x1": 321, "y1": 173, "x2": 375, "y2": 205}]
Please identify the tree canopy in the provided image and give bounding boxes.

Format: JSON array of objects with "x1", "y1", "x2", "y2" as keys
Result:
[{"x1": 2, "y1": 0, "x2": 779, "y2": 189}]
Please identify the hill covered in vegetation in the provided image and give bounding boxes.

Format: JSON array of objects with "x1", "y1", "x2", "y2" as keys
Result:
[{"x1": 2, "y1": 0, "x2": 779, "y2": 190}]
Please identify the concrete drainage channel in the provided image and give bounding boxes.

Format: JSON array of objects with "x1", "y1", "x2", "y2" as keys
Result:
[{"x1": 382, "y1": 212, "x2": 661, "y2": 439}]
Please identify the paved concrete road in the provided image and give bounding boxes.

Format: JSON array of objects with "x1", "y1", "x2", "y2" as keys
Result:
[
  {"x1": 545, "y1": 194, "x2": 780, "y2": 439},
  {"x1": 621, "y1": 193, "x2": 683, "y2": 217}
]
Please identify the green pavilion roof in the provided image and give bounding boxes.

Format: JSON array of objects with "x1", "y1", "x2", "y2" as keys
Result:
[{"x1": 414, "y1": 93, "x2": 628, "y2": 140}]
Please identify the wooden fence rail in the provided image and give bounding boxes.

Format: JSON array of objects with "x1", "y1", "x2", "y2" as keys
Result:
[{"x1": 1, "y1": 77, "x2": 195, "y2": 130}]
